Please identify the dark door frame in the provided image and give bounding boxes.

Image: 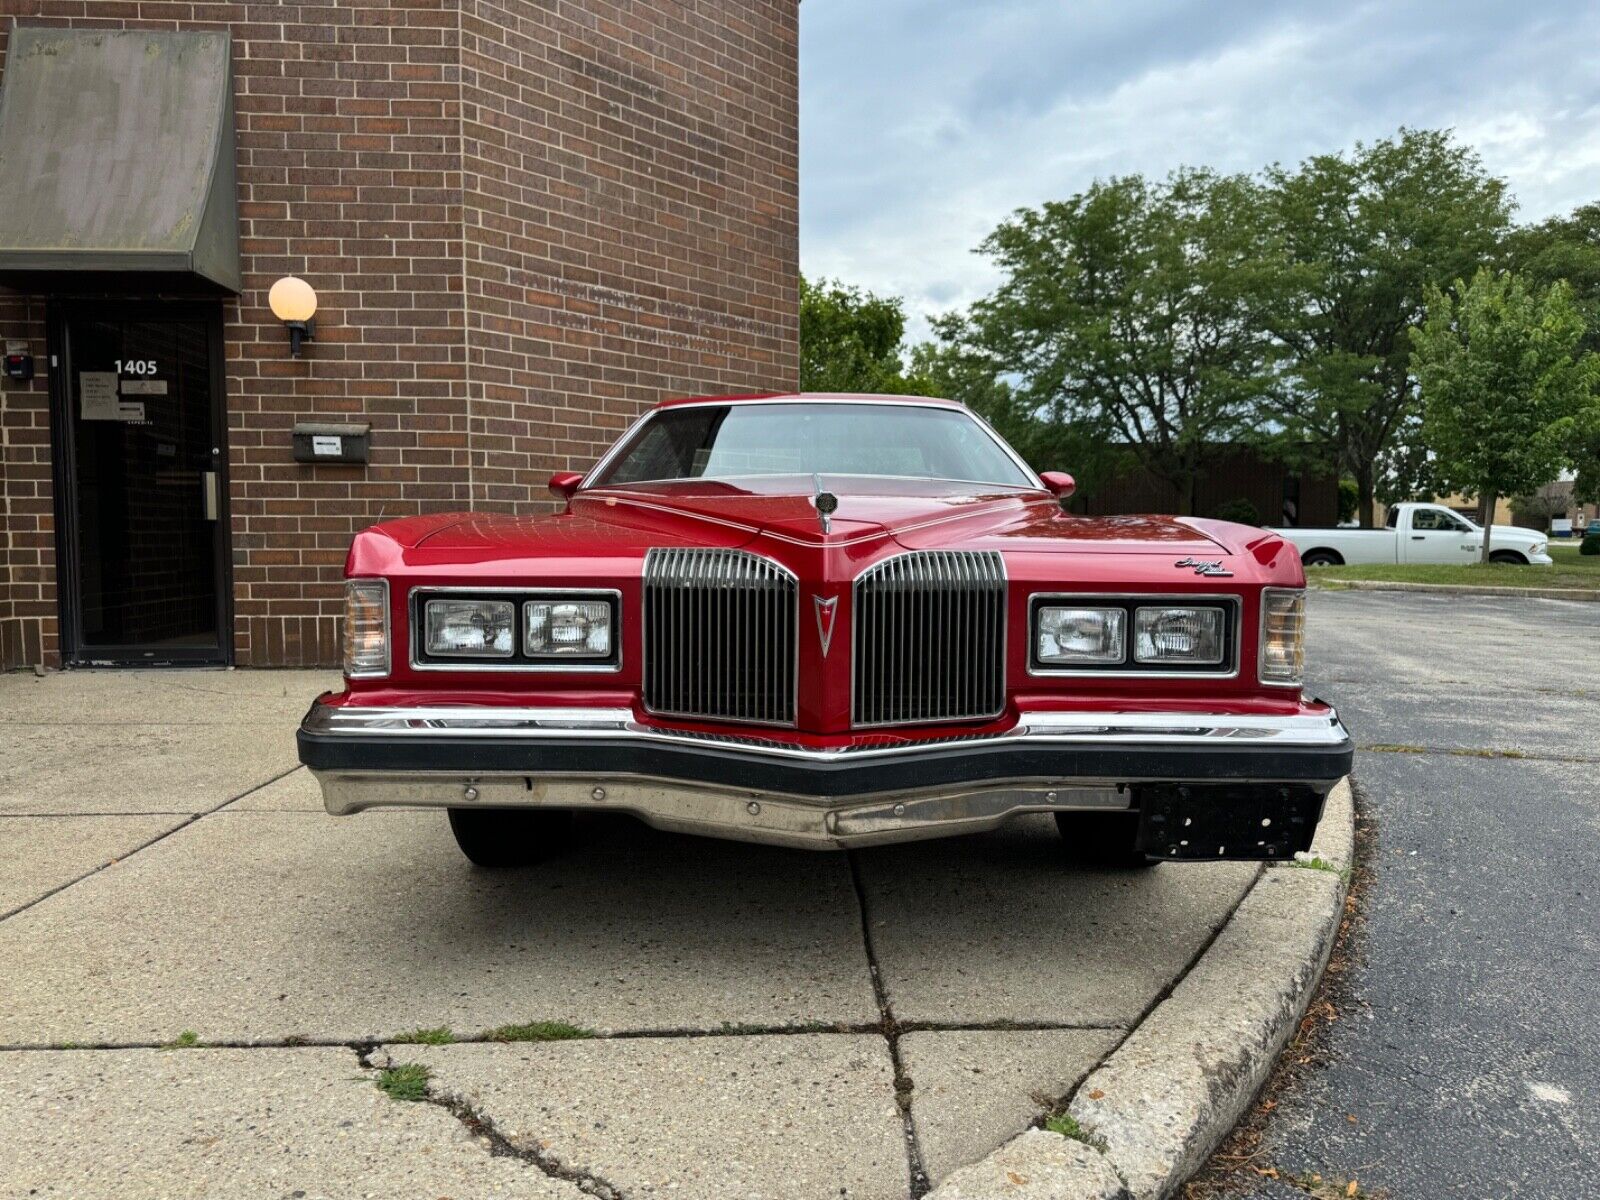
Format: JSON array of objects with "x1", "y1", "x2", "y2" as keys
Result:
[{"x1": 47, "y1": 299, "x2": 233, "y2": 667}]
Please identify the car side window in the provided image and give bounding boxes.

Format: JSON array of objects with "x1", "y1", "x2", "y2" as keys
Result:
[{"x1": 1411, "y1": 509, "x2": 1455, "y2": 531}]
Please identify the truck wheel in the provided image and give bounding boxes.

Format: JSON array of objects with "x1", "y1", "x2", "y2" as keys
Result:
[
  {"x1": 447, "y1": 808, "x2": 573, "y2": 867},
  {"x1": 1301, "y1": 549, "x2": 1343, "y2": 566},
  {"x1": 1054, "y1": 811, "x2": 1157, "y2": 869},
  {"x1": 1488, "y1": 551, "x2": 1527, "y2": 565}
]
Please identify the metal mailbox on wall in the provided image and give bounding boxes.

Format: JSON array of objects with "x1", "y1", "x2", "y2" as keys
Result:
[{"x1": 292, "y1": 422, "x2": 371, "y2": 465}]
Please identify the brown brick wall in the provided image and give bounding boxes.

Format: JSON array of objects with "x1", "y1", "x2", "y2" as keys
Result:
[{"x1": 0, "y1": 0, "x2": 798, "y2": 671}]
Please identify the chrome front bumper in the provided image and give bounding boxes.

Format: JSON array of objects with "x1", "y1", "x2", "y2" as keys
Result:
[{"x1": 298, "y1": 702, "x2": 1353, "y2": 849}]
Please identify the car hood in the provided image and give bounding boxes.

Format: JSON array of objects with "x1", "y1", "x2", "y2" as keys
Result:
[{"x1": 356, "y1": 477, "x2": 1254, "y2": 572}]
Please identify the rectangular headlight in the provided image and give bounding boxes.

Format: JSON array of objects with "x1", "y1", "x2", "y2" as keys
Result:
[
  {"x1": 1036, "y1": 606, "x2": 1126, "y2": 664},
  {"x1": 525, "y1": 599, "x2": 613, "y2": 659},
  {"x1": 343, "y1": 579, "x2": 389, "y2": 678},
  {"x1": 425, "y1": 597, "x2": 516, "y2": 657},
  {"x1": 1259, "y1": 588, "x2": 1305, "y2": 686},
  {"x1": 1134, "y1": 606, "x2": 1225, "y2": 665}
]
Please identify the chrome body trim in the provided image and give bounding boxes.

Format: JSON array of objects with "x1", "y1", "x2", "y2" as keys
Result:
[
  {"x1": 301, "y1": 701, "x2": 1350, "y2": 848},
  {"x1": 407, "y1": 586, "x2": 624, "y2": 674},
  {"x1": 1025, "y1": 592, "x2": 1244, "y2": 680},
  {"x1": 302, "y1": 702, "x2": 1349, "y2": 757}
]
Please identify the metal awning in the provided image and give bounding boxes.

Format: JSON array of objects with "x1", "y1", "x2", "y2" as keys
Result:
[{"x1": 0, "y1": 28, "x2": 240, "y2": 294}]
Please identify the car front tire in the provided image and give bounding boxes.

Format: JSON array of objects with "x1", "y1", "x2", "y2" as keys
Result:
[
  {"x1": 447, "y1": 808, "x2": 573, "y2": 867},
  {"x1": 1488, "y1": 550, "x2": 1528, "y2": 565},
  {"x1": 1301, "y1": 549, "x2": 1343, "y2": 567},
  {"x1": 1054, "y1": 811, "x2": 1157, "y2": 870}
]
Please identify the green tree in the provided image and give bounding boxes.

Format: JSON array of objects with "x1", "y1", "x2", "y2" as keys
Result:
[
  {"x1": 1413, "y1": 270, "x2": 1600, "y2": 560},
  {"x1": 905, "y1": 327, "x2": 1127, "y2": 494},
  {"x1": 951, "y1": 168, "x2": 1282, "y2": 515},
  {"x1": 799, "y1": 275, "x2": 913, "y2": 393},
  {"x1": 1264, "y1": 129, "x2": 1513, "y2": 526},
  {"x1": 1506, "y1": 202, "x2": 1600, "y2": 355}
]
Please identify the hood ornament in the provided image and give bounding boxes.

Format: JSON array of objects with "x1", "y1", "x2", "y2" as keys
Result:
[
  {"x1": 813, "y1": 595, "x2": 839, "y2": 656},
  {"x1": 812, "y1": 473, "x2": 839, "y2": 534},
  {"x1": 1174, "y1": 556, "x2": 1233, "y2": 578}
]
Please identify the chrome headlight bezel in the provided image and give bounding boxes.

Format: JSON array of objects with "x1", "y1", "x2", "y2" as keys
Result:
[
  {"x1": 1027, "y1": 594, "x2": 1240, "y2": 677},
  {"x1": 409, "y1": 588, "x2": 622, "y2": 672}
]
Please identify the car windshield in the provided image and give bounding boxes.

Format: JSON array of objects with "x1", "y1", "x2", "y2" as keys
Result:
[{"x1": 591, "y1": 402, "x2": 1035, "y2": 488}]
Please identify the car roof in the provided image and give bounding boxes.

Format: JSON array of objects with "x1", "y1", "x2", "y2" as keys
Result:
[{"x1": 653, "y1": 392, "x2": 969, "y2": 412}]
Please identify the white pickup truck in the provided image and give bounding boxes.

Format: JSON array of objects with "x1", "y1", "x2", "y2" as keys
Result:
[{"x1": 1271, "y1": 503, "x2": 1552, "y2": 567}]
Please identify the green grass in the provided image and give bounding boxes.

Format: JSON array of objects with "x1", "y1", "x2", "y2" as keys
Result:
[
  {"x1": 1043, "y1": 1112, "x2": 1106, "y2": 1151},
  {"x1": 375, "y1": 1063, "x2": 432, "y2": 1102},
  {"x1": 1309, "y1": 542, "x2": 1599, "y2": 590},
  {"x1": 485, "y1": 1020, "x2": 594, "y2": 1043},
  {"x1": 392, "y1": 1026, "x2": 455, "y2": 1046},
  {"x1": 160, "y1": 1030, "x2": 199, "y2": 1050}
]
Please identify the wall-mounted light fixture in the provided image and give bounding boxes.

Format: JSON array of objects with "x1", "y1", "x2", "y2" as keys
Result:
[{"x1": 268, "y1": 276, "x2": 318, "y2": 358}]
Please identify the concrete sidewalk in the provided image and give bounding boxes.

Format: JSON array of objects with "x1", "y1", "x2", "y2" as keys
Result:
[{"x1": 1, "y1": 669, "x2": 1275, "y2": 1198}]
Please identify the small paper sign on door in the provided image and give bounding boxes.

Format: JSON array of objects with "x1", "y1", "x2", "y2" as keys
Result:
[{"x1": 80, "y1": 372, "x2": 120, "y2": 420}]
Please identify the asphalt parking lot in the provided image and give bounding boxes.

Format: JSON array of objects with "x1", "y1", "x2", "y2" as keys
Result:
[
  {"x1": 1234, "y1": 591, "x2": 1599, "y2": 1198},
  {"x1": 0, "y1": 669, "x2": 1265, "y2": 1198}
]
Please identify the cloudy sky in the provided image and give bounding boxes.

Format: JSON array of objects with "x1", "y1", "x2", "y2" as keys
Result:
[{"x1": 798, "y1": 0, "x2": 1600, "y2": 340}]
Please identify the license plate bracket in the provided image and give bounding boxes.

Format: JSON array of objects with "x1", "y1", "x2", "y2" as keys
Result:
[{"x1": 1136, "y1": 784, "x2": 1323, "y2": 861}]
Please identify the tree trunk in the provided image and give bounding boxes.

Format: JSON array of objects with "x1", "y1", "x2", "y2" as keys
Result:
[
  {"x1": 1479, "y1": 491, "x2": 1496, "y2": 563},
  {"x1": 1355, "y1": 464, "x2": 1376, "y2": 528},
  {"x1": 1181, "y1": 471, "x2": 1197, "y2": 517}
]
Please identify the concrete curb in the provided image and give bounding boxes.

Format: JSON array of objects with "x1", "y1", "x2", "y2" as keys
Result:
[
  {"x1": 925, "y1": 779, "x2": 1355, "y2": 1200},
  {"x1": 1315, "y1": 578, "x2": 1599, "y2": 602}
]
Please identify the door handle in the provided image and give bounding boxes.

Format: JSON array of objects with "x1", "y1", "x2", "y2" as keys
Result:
[
  {"x1": 202, "y1": 470, "x2": 219, "y2": 521},
  {"x1": 1410, "y1": 535, "x2": 1424, "y2": 540}
]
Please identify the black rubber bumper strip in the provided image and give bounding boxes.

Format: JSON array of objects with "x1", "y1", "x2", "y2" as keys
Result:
[{"x1": 297, "y1": 727, "x2": 1354, "y2": 799}]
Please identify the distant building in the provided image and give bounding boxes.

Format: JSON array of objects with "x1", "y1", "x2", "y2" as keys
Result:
[{"x1": 1073, "y1": 445, "x2": 1339, "y2": 528}]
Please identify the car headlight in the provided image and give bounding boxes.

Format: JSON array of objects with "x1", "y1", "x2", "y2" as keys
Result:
[
  {"x1": 425, "y1": 597, "x2": 516, "y2": 657},
  {"x1": 1532, "y1": 542, "x2": 1547, "y2": 557},
  {"x1": 1036, "y1": 606, "x2": 1126, "y2": 664},
  {"x1": 1134, "y1": 606, "x2": 1225, "y2": 665},
  {"x1": 1258, "y1": 588, "x2": 1305, "y2": 686},
  {"x1": 526, "y1": 599, "x2": 613, "y2": 658},
  {"x1": 343, "y1": 579, "x2": 390, "y2": 678}
]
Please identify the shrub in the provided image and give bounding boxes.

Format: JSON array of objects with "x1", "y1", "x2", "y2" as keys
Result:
[
  {"x1": 1337, "y1": 478, "x2": 1360, "y2": 524},
  {"x1": 1212, "y1": 497, "x2": 1262, "y2": 526},
  {"x1": 1581, "y1": 532, "x2": 1600, "y2": 556}
]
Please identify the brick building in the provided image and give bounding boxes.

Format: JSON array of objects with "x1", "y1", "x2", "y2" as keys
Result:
[{"x1": 0, "y1": 2, "x2": 799, "y2": 671}]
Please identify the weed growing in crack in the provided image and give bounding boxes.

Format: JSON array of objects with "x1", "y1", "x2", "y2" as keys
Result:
[
  {"x1": 1044, "y1": 1112, "x2": 1107, "y2": 1152},
  {"x1": 160, "y1": 1031, "x2": 199, "y2": 1050},
  {"x1": 486, "y1": 1020, "x2": 594, "y2": 1043},
  {"x1": 393, "y1": 1026, "x2": 455, "y2": 1045},
  {"x1": 376, "y1": 1063, "x2": 432, "y2": 1101},
  {"x1": 1290, "y1": 855, "x2": 1351, "y2": 882}
]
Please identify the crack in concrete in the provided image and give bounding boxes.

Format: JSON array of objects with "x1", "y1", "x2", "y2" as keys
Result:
[
  {"x1": 0, "y1": 765, "x2": 304, "y2": 923},
  {"x1": 846, "y1": 850, "x2": 931, "y2": 1200},
  {"x1": 0, "y1": 1018, "x2": 1131, "y2": 1054},
  {"x1": 1359, "y1": 742, "x2": 1598, "y2": 764},
  {"x1": 354, "y1": 1044, "x2": 630, "y2": 1199}
]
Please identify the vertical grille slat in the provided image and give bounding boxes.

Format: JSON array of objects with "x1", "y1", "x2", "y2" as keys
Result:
[
  {"x1": 644, "y1": 548, "x2": 797, "y2": 727},
  {"x1": 852, "y1": 549, "x2": 1006, "y2": 727}
]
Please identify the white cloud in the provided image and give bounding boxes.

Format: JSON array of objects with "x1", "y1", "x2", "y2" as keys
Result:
[{"x1": 800, "y1": 0, "x2": 1600, "y2": 342}]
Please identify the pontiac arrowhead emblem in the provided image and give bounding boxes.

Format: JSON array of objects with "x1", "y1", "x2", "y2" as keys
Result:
[
  {"x1": 813, "y1": 595, "x2": 839, "y2": 656},
  {"x1": 1174, "y1": 556, "x2": 1234, "y2": 578}
]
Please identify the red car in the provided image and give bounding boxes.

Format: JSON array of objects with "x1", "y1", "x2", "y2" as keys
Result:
[{"x1": 298, "y1": 394, "x2": 1351, "y2": 868}]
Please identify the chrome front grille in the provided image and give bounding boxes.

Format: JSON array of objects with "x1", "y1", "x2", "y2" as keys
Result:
[
  {"x1": 642, "y1": 548, "x2": 797, "y2": 726},
  {"x1": 852, "y1": 550, "x2": 1006, "y2": 727}
]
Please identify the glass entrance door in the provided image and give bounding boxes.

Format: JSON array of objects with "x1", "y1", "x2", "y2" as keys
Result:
[{"x1": 53, "y1": 305, "x2": 229, "y2": 665}]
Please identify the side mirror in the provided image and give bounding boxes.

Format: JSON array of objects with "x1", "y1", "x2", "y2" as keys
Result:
[
  {"x1": 548, "y1": 471, "x2": 584, "y2": 501},
  {"x1": 1039, "y1": 471, "x2": 1076, "y2": 501}
]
